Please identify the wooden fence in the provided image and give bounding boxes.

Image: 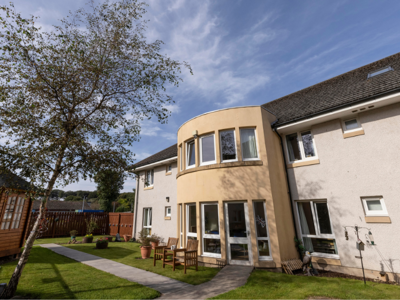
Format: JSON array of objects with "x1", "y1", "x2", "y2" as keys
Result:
[
  {"x1": 26, "y1": 211, "x2": 110, "y2": 239},
  {"x1": 109, "y1": 213, "x2": 134, "y2": 237}
]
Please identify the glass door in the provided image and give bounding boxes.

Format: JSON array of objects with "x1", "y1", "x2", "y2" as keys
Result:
[{"x1": 224, "y1": 202, "x2": 252, "y2": 265}]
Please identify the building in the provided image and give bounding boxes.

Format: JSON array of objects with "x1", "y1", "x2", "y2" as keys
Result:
[
  {"x1": 0, "y1": 172, "x2": 34, "y2": 258},
  {"x1": 132, "y1": 52, "x2": 400, "y2": 280}
]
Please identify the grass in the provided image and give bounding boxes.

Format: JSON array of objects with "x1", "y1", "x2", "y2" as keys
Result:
[
  {"x1": 62, "y1": 239, "x2": 220, "y2": 285},
  {"x1": 34, "y1": 236, "x2": 106, "y2": 245},
  {"x1": 0, "y1": 247, "x2": 159, "y2": 299},
  {"x1": 212, "y1": 270, "x2": 400, "y2": 299}
]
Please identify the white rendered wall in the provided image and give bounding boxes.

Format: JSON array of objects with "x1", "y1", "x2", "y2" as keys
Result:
[{"x1": 287, "y1": 102, "x2": 400, "y2": 279}]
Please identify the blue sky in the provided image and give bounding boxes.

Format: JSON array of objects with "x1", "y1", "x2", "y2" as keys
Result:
[{"x1": 10, "y1": 0, "x2": 400, "y2": 192}]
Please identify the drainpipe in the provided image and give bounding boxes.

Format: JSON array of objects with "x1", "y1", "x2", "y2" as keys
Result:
[
  {"x1": 133, "y1": 173, "x2": 140, "y2": 241},
  {"x1": 272, "y1": 125, "x2": 301, "y2": 259}
]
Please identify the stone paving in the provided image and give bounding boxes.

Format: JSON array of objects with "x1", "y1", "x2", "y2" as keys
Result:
[{"x1": 40, "y1": 243, "x2": 253, "y2": 299}]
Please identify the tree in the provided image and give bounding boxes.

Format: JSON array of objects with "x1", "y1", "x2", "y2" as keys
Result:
[
  {"x1": 0, "y1": 0, "x2": 190, "y2": 297},
  {"x1": 88, "y1": 191, "x2": 98, "y2": 199},
  {"x1": 95, "y1": 169, "x2": 124, "y2": 212},
  {"x1": 117, "y1": 191, "x2": 135, "y2": 212}
]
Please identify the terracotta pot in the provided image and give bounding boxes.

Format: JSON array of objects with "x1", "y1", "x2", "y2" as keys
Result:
[
  {"x1": 106, "y1": 236, "x2": 113, "y2": 242},
  {"x1": 96, "y1": 242, "x2": 108, "y2": 249},
  {"x1": 141, "y1": 246, "x2": 152, "y2": 259},
  {"x1": 83, "y1": 237, "x2": 93, "y2": 243},
  {"x1": 150, "y1": 241, "x2": 159, "y2": 249},
  {"x1": 123, "y1": 235, "x2": 131, "y2": 242}
]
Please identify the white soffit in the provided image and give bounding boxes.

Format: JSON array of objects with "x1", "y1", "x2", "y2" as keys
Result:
[
  {"x1": 133, "y1": 156, "x2": 177, "y2": 172},
  {"x1": 276, "y1": 92, "x2": 400, "y2": 134}
]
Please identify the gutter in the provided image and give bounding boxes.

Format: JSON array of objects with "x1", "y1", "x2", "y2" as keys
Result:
[
  {"x1": 133, "y1": 156, "x2": 177, "y2": 171},
  {"x1": 272, "y1": 124, "x2": 301, "y2": 258},
  {"x1": 133, "y1": 173, "x2": 140, "y2": 241}
]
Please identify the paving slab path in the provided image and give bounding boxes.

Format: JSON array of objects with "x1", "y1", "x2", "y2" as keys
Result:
[{"x1": 40, "y1": 243, "x2": 253, "y2": 299}]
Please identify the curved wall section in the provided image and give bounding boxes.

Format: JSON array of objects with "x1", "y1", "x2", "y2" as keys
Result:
[{"x1": 176, "y1": 106, "x2": 297, "y2": 268}]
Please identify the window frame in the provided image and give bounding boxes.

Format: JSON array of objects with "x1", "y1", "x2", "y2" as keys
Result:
[
  {"x1": 143, "y1": 207, "x2": 152, "y2": 236},
  {"x1": 186, "y1": 140, "x2": 196, "y2": 169},
  {"x1": 285, "y1": 130, "x2": 318, "y2": 164},
  {"x1": 199, "y1": 133, "x2": 216, "y2": 166},
  {"x1": 253, "y1": 200, "x2": 272, "y2": 260},
  {"x1": 179, "y1": 145, "x2": 183, "y2": 172},
  {"x1": 179, "y1": 204, "x2": 183, "y2": 248},
  {"x1": 342, "y1": 117, "x2": 362, "y2": 133},
  {"x1": 201, "y1": 202, "x2": 221, "y2": 258},
  {"x1": 165, "y1": 206, "x2": 171, "y2": 217},
  {"x1": 362, "y1": 197, "x2": 388, "y2": 216},
  {"x1": 145, "y1": 169, "x2": 154, "y2": 187},
  {"x1": 295, "y1": 200, "x2": 338, "y2": 258},
  {"x1": 1, "y1": 195, "x2": 26, "y2": 231},
  {"x1": 240, "y1": 128, "x2": 260, "y2": 161},
  {"x1": 186, "y1": 204, "x2": 197, "y2": 243},
  {"x1": 219, "y1": 129, "x2": 238, "y2": 163}
]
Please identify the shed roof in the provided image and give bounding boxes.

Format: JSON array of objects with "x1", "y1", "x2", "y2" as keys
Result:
[{"x1": 0, "y1": 172, "x2": 31, "y2": 191}]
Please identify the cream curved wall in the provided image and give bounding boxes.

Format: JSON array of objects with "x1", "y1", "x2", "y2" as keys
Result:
[{"x1": 177, "y1": 106, "x2": 297, "y2": 267}]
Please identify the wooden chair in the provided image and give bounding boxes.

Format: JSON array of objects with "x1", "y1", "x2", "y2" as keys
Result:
[
  {"x1": 163, "y1": 239, "x2": 198, "y2": 274},
  {"x1": 153, "y1": 237, "x2": 179, "y2": 266}
]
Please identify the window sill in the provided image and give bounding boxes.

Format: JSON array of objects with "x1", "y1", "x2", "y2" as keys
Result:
[
  {"x1": 365, "y1": 216, "x2": 391, "y2": 223},
  {"x1": 201, "y1": 254, "x2": 222, "y2": 259},
  {"x1": 287, "y1": 158, "x2": 320, "y2": 169},
  {"x1": 164, "y1": 216, "x2": 171, "y2": 220},
  {"x1": 165, "y1": 172, "x2": 172, "y2": 176},
  {"x1": 144, "y1": 186, "x2": 154, "y2": 191},
  {"x1": 311, "y1": 253, "x2": 340, "y2": 260},
  {"x1": 343, "y1": 128, "x2": 364, "y2": 139},
  {"x1": 312, "y1": 256, "x2": 342, "y2": 266},
  {"x1": 258, "y1": 257, "x2": 273, "y2": 261}
]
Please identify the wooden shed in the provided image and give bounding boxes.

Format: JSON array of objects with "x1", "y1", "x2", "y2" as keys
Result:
[{"x1": 0, "y1": 173, "x2": 33, "y2": 258}]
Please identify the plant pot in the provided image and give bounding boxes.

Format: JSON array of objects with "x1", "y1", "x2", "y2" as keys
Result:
[
  {"x1": 150, "y1": 241, "x2": 159, "y2": 249},
  {"x1": 140, "y1": 246, "x2": 152, "y2": 259},
  {"x1": 96, "y1": 242, "x2": 108, "y2": 249},
  {"x1": 71, "y1": 236, "x2": 76, "y2": 240},
  {"x1": 106, "y1": 236, "x2": 113, "y2": 242},
  {"x1": 123, "y1": 235, "x2": 131, "y2": 242},
  {"x1": 83, "y1": 237, "x2": 93, "y2": 243}
]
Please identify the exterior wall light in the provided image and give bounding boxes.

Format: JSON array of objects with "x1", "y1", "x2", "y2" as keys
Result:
[
  {"x1": 368, "y1": 231, "x2": 375, "y2": 245},
  {"x1": 193, "y1": 130, "x2": 198, "y2": 139},
  {"x1": 166, "y1": 197, "x2": 170, "y2": 202}
]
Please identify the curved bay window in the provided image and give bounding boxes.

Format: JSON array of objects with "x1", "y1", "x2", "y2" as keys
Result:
[{"x1": 201, "y1": 203, "x2": 221, "y2": 257}]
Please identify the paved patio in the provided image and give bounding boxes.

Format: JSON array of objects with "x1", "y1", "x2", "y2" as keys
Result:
[{"x1": 40, "y1": 243, "x2": 253, "y2": 299}]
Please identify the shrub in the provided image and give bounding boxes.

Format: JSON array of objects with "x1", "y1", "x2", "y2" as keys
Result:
[
  {"x1": 137, "y1": 229, "x2": 151, "y2": 247},
  {"x1": 70, "y1": 230, "x2": 78, "y2": 237},
  {"x1": 96, "y1": 237, "x2": 109, "y2": 244}
]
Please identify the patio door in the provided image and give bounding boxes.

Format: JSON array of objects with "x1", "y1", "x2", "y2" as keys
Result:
[{"x1": 224, "y1": 202, "x2": 252, "y2": 266}]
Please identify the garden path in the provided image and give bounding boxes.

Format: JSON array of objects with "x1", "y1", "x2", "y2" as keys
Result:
[{"x1": 40, "y1": 243, "x2": 253, "y2": 299}]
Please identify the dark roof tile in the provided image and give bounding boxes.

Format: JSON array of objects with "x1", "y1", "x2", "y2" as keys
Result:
[{"x1": 132, "y1": 144, "x2": 177, "y2": 169}]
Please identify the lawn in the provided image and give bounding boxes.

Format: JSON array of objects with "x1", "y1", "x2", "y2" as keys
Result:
[
  {"x1": 212, "y1": 270, "x2": 400, "y2": 299},
  {"x1": 34, "y1": 236, "x2": 104, "y2": 245},
  {"x1": 0, "y1": 247, "x2": 159, "y2": 299},
  {"x1": 62, "y1": 239, "x2": 220, "y2": 285}
]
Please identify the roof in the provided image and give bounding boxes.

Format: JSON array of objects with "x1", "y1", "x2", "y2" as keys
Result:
[
  {"x1": 132, "y1": 144, "x2": 177, "y2": 169},
  {"x1": 263, "y1": 52, "x2": 400, "y2": 126},
  {"x1": 32, "y1": 200, "x2": 91, "y2": 211},
  {"x1": 0, "y1": 172, "x2": 31, "y2": 191}
]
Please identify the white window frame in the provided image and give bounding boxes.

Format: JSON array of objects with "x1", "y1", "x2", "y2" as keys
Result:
[
  {"x1": 240, "y1": 128, "x2": 260, "y2": 161},
  {"x1": 179, "y1": 204, "x2": 183, "y2": 248},
  {"x1": 179, "y1": 145, "x2": 183, "y2": 171},
  {"x1": 295, "y1": 200, "x2": 338, "y2": 259},
  {"x1": 201, "y1": 203, "x2": 221, "y2": 258},
  {"x1": 143, "y1": 207, "x2": 152, "y2": 236},
  {"x1": 165, "y1": 206, "x2": 171, "y2": 217},
  {"x1": 362, "y1": 197, "x2": 388, "y2": 216},
  {"x1": 199, "y1": 133, "x2": 216, "y2": 166},
  {"x1": 186, "y1": 140, "x2": 196, "y2": 169},
  {"x1": 166, "y1": 164, "x2": 172, "y2": 173},
  {"x1": 342, "y1": 117, "x2": 362, "y2": 133},
  {"x1": 253, "y1": 201, "x2": 272, "y2": 260},
  {"x1": 145, "y1": 169, "x2": 154, "y2": 187},
  {"x1": 285, "y1": 130, "x2": 318, "y2": 164},
  {"x1": 186, "y1": 204, "x2": 197, "y2": 243},
  {"x1": 220, "y1": 130, "x2": 238, "y2": 163}
]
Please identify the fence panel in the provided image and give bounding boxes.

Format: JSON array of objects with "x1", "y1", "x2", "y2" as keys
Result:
[{"x1": 109, "y1": 213, "x2": 134, "y2": 237}]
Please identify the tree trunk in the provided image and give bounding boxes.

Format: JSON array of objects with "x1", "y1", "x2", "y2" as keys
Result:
[{"x1": 0, "y1": 202, "x2": 44, "y2": 299}]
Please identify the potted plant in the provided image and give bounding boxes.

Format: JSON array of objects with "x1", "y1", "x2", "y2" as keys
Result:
[
  {"x1": 70, "y1": 230, "x2": 78, "y2": 240},
  {"x1": 96, "y1": 237, "x2": 109, "y2": 249},
  {"x1": 106, "y1": 236, "x2": 114, "y2": 242},
  {"x1": 123, "y1": 234, "x2": 131, "y2": 242},
  {"x1": 83, "y1": 234, "x2": 93, "y2": 243},
  {"x1": 138, "y1": 229, "x2": 152, "y2": 259},
  {"x1": 149, "y1": 233, "x2": 161, "y2": 249}
]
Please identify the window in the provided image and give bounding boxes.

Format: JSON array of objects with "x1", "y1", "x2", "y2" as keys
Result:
[
  {"x1": 1, "y1": 196, "x2": 25, "y2": 230},
  {"x1": 201, "y1": 203, "x2": 221, "y2": 257},
  {"x1": 342, "y1": 118, "x2": 362, "y2": 132},
  {"x1": 368, "y1": 66, "x2": 393, "y2": 78},
  {"x1": 145, "y1": 169, "x2": 154, "y2": 187},
  {"x1": 297, "y1": 201, "x2": 338, "y2": 256},
  {"x1": 179, "y1": 145, "x2": 183, "y2": 171},
  {"x1": 186, "y1": 140, "x2": 196, "y2": 169},
  {"x1": 220, "y1": 130, "x2": 237, "y2": 162},
  {"x1": 286, "y1": 131, "x2": 316, "y2": 163},
  {"x1": 362, "y1": 197, "x2": 388, "y2": 216},
  {"x1": 179, "y1": 204, "x2": 183, "y2": 248},
  {"x1": 143, "y1": 208, "x2": 152, "y2": 236},
  {"x1": 253, "y1": 201, "x2": 272, "y2": 259},
  {"x1": 166, "y1": 164, "x2": 172, "y2": 173},
  {"x1": 165, "y1": 206, "x2": 171, "y2": 217},
  {"x1": 240, "y1": 128, "x2": 259, "y2": 160},
  {"x1": 200, "y1": 134, "x2": 216, "y2": 166},
  {"x1": 187, "y1": 204, "x2": 197, "y2": 242}
]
